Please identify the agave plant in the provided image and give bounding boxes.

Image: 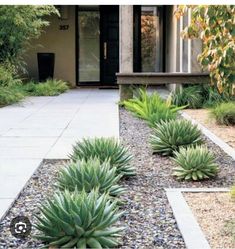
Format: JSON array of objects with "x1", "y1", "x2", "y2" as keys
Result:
[
  {"x1": 35, "y1": 189, "x2": 124, "y2": 248},
  {"x1": 123, "y1": 88, "x2": 185, "y2": 127},
  {"x1": 56, "y1": 158, "x2": 126, "y2": 196},
  {"x1": 69, "y1": 137, "x2": 135, "y2": 176},
  {"x1": 172, "y1": 146, "x2": 219, "y2": 181},
  {"x1": 150, "y1": 119, "x2": 203, "y2": 156}
]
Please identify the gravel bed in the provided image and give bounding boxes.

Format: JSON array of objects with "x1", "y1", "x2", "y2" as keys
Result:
[
  {"x1": 0, "y1": 160, "x2": 68, "y2": 249},
  {"x1": 119, "y1": 108, "x2": 235, "y2": 249},
  {"x1": 0, "y1": 108, "x2": 234, "y2": 249}
]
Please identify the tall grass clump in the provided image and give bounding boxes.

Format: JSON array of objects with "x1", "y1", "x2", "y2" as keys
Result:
[
  {"x1": 170, "y1": 85, "x2": 204, "y2": 109},
  {"x1": 22, "y1": 79, "x2": 69, "y2": 96},
  {"x1": 211, "y1": 102, "x2": 235, "y2": 125}
]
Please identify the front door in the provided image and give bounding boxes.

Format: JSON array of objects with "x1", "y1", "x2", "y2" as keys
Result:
[
  {"x1": 100, "y1": 6, "x2": 119, "y2": 85},
  {"x1": 77, "y1": 6, "x2": 119, "y2": 86}
]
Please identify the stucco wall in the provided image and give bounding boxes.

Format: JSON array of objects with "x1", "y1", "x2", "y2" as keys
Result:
[{"x1": 24, "y1": 6, "x2": 76, "y2": 86}]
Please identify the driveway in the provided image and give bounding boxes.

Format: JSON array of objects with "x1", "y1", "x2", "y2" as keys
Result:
[{"x1": 0, "y1": 89, "x2": 119, "y2": 219}]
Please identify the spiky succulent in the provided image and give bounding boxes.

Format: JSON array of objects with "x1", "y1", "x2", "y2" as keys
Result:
[
  {"x1": 35, "y1": 189, "x2": 124, "y2": 248},
  {"x1": 150, "y1": 119, "x2": 203, "y2": 156},
  {"x1": 56, "y1": 158, "x2": 126, "y2": 196},
  {"x1": 172, "y1": 146, "x2": 219, "y2": 181},
  {"x1": 69, "y1": 137, "x2": 135, "y2": 176}
]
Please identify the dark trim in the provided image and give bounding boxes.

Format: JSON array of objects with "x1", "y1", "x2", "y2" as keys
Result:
[
  {"x1": 133, "y1": 5, "x2": 141, "y2": 72},
  {"x1": 100, "y1": 6, "x2": 104, "y2": 84},
  {"x1": 162, "y1": 6, "x2": 166, "y2": 73},
  {"x1": 75, "y1": 5, "x2": 78, "y2": 85}
]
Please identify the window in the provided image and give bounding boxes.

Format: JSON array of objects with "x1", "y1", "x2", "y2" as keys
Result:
[
  {"x1": 141, "y1": 6, "x2": 163, "y2": 72},
  {"x1": 78, "y1": 6, "x2": 100, "y2": 82}
]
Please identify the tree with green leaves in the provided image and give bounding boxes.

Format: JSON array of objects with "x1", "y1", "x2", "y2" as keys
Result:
[
  {"x1": 175, "y1": 5, "x2": 235, "y2": 95},
  {"x1": 0, "y1": 5, "x2": 59, "y2": 71}
]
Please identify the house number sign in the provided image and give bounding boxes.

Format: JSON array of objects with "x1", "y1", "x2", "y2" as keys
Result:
[{"x1": 59, "y1": 25, "x2": 69, "y2": 30}]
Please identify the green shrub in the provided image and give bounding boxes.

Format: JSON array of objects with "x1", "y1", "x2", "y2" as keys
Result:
[
  {"x1": 22, "y1": 79, "x2": 69, "y2": 96},
  {"x1": 69, "y1": 138, "x2": 135, "y2": 177},
  {"x1": 171, "y1": 84, "x2": 233, "y2": 109},
  {"x1": 171, "y1": 85, "x2": 204, "y2": 109},
  {"x1": 56, "y1": 159, "x2": 125, "y2": 196},
  {"x1": 210, "y1": 102, "x2": 235, "y2": 125},
  {"x1": 150, "y1": 119, "x2": 203, "y2": 156},
  {"x1": 35, "y1": 189, "x2": 124, "y2": 248},
  {"x1": 19, "y1": 82, "x2": 37, "y2": 94},
  {"x1": 0, "y1": 6, "x2": 58, "y2": 69},
  {"x1": 0, "y1": 64, "x2": 22, "y2": 87},
  {"x1": 123, "y1": 89, "x2": 184, "y2": 127},
  {"x1": 0, "y1": 86, "x2": 25, "y2": 106},
  {"x1": 172, "y1": 146, "x2": 219, "y2": 181},
  {"x1": 0, "y1": 65, "x2": 25, "y2": 106},
  {"x1": 201, "y1": 84, "x2": 232, "y2": 107}
]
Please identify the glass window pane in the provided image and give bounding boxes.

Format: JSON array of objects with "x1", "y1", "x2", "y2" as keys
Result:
[
  {"x1": 141, "y1": 6, "x2": 162, "y2": 72},
  {"x1": 78, "y1": 11, "x2": 100, "y2": 82}
]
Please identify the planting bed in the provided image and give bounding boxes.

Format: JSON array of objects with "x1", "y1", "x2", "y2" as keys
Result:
[
  {"x1": 184, "y1": 192, "x2": 235, "y2": 249},
  {"x1": 0, "y1": 160, "x2": 66, "y2": 249},
  {"x1": 183, "y1": 109, "x2": 235, "y2": 149},
  {"x1": 119, "y1": 108, "x2": 235, "y2": 248},
  {"x1": 0, "y1": 109, "x2": 234, "y2": 248}
]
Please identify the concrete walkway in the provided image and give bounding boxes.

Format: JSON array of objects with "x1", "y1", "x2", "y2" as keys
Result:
[{"x1": 0, "y1": 89, "x2": 119, "y2": 219}]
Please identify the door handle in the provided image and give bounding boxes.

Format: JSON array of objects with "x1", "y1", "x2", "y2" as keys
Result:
[{"x1": 104, "y1": 42, "x2": 107, "y2": 60}]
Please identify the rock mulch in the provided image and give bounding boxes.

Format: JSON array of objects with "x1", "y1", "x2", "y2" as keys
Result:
[
  {"x1": 119, "y1": 108, "x2": 235, "y2": 249},
  {"x1": 0, "y1": 160, "x2": 67, "y2": 249},
  {"x1": 0, "y1": 108, "x2": 234, "y2": 249}
]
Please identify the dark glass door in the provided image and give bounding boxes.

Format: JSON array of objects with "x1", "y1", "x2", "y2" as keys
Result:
[{"x1": 100, "y1": 6, "x2": 119, "y2": 85}]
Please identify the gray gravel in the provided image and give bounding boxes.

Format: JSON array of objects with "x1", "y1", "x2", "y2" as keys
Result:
[
  {"x1": 119, "y1": 108, "x2": 235, "y2": 249},
  {"x1": 0, "y1": 160, "x2": 67, "y2": 249},
  {"x1": 0, "y1": 108, "x2": 234, "y2": 249}
]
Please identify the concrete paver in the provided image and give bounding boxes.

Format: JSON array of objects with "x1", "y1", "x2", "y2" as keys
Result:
[{"x1": 0, "y1": 89, "x2": 119, "y2": 219}]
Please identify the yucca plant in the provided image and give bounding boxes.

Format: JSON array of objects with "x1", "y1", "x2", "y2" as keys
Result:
[
  {"x1": 150, "y1": 119, "x2": 203, "y2": 156},
  {"x1": 69, "y1": 137, "x2": 135, "y2": 177},
  {"x1": 35, "y1": 189, "x2": 124, "y2": 248},
  {"x1": 123, "y1": 89, "x2": 185, "y2": 127},
  {"x1": 56, "y1": 158, "x2": 126, "y2": 196},
  {"x1": 172, "y1": 146, "x2": 219, "y2": 181}
]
